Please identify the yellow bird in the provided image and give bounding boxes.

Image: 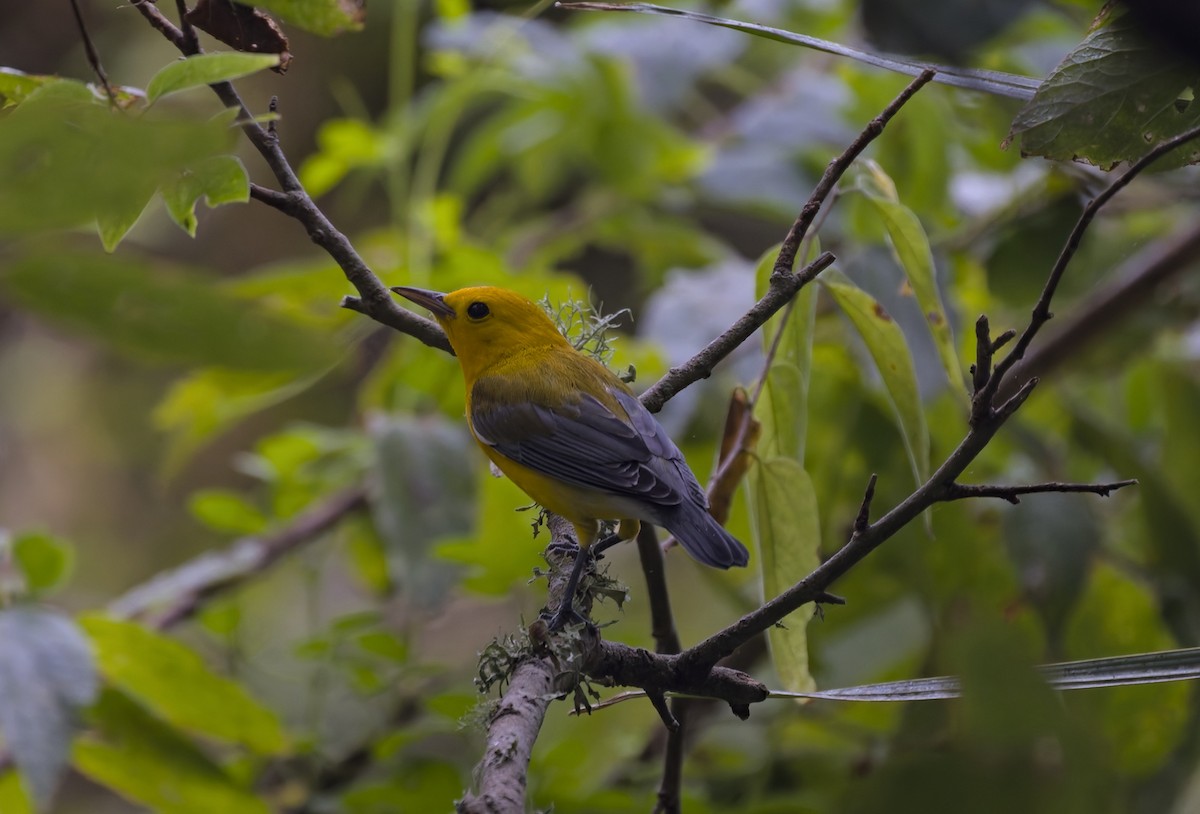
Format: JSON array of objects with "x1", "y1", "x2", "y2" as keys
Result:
[{"x1": 391, "y1": 285, "x2": 749, "y2": 628}]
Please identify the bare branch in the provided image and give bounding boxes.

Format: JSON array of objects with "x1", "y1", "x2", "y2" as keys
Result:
[
  {"x1": 998, "y1": 221, "x2": 1200, "y2": 402},
  {"x1": 109, "y1": 486, "x2": 368, "y2": 629},
  {"x1": 981, "y1": 123, "x2": 1200, "y2": 406},
  {"x1": 69, "y1": 0, "x2": 116, "y2": 102},
  {"x1": 945, "y1": 479, "x2": 1138, "y2": 505},
  {"x1": 457, "y1": 657, "x2": 558, "y2": 814}
]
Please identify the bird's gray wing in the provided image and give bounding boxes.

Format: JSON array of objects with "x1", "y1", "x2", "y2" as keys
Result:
[{"x1": 469, "y1": 376, "x2": 699, "y2": 508}]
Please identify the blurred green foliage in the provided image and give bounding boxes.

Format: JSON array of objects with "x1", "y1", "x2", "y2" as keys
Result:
[{"x1": 2, "y1": 0, "x2": 1200, "y2": 812}]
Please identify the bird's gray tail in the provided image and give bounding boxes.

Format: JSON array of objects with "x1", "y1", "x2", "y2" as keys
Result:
[{"x1": 663, "y1": 505, "x2": 750, "y2": 569}]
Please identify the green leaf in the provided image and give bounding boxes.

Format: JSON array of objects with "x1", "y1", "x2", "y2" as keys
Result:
[
  {"x1": 856, "y1": 162, "x2": 966, "y2": 401},
  {"x1": 95, "y1": 195, "x2": 154, "y2": 253},
  {"x1": 146, "y1": 53, "x2": 281, "y2": 103},
  {"x1": 824, "y1": 277, "x2": 930, "y2": 488},
  {"x1": 80, "y1": 615, "x2": 287, "y2": 755},
  {"x1": 0, "y1": 771, "x2": 33, "y2": 814},
  {"x1": 11, "y1": 531, "x2": 74, "y2": 595},
  {"x1": 0, "y1": 85, "x2": 234, "y2": 236},
  {"x1": 251, "y1": 0, "x2": 366, "y2": 36},
  {"x1": 0, "y1": 608, "x2": 98, "y2": 807},
  {"x1": 1007, "y1": 8, "x2": 1200, "y2": 169},
  {"x1": 1, "y1": 252, "x2": 342, "y2": 372},
  {"x1": 188, "y1": 490, "x2": 268, "y2": 535},
  {"x1": 163, "y1": 156, "x2": 250, "y2": 237},
  {"x1": 154, "y1": 368, "x2": 320, "y2": 474},
  {"x1": 74, "y1": 689, "x2": 269, "y2": 814},
  {"x1": 0, "y1": 69, "x2": 65, "y2": 107},
  {"x1": 749, "y1": 458, "x2": 820, "y2": 694}
]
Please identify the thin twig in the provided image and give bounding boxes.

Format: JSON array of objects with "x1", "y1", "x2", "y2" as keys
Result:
[
  {"x1": 998, "y1": 221, "x2": 1200, "y2": 402},
  {"x1": 109, "y1": 486, "x2": 369, "y2": 629},
  {"x1": 69, "y1": 0, "x2": 116, "y2": 102},
  {"x1": 944, "y1": 479, "x2": 1137, "y2": 505},
  {"x1": 979, "y1": 123, "x2": 1200, "y2": 414}
]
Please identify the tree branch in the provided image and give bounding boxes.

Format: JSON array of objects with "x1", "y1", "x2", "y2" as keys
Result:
[
  {"x1": 944, "y1": 479, "x2": 1137, "y2": 505},
  {"x1": 108, "y1": 485, "x2": 369, "y2": 629}
]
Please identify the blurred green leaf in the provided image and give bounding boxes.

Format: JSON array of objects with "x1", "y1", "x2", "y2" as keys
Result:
[
  {"x1": 1065, "y1": 564, "x2": 1187, "y2": 774},
  {"x1": 0, "y1": 69, "x2": 65, "y2": 107},
  {"x1": 1, "y1": 252, "x2": 341, "y2": 372},
  {"x1": 1008, "y1": 9, "x2": 1200, "y2": 169},
  {"x1": 10, "y1": 531, "x2": 73, "y2": 595},
  {"x1": 146, "y1": 53, "x2": 280, "y2": 103},
  {"x1": 0, "y1": 607, "x2": 97, "y2": 807},
  {"x1": 252, "y1": 0, "x2": 365, "y2": 36},
  {"x1": 855, "y1": 162, "x2": 965, "y2": 401},
  {"x1": 96, "y1": 194, "x2": 153, "y2": 253},
  {"x1": 0, "y1": 771, "x2": 33, "y2": 814},
  {"x1": 74, "y1": 689, "x2": 269, "y2": 814},
  {"x1": 163, "y1": 155, "x2": 250, "y2": 237},
  {"x1": 342, "y1": 760, "x2": 462, "y2": 814},
  {"x1": 188, "y1": 490, "x2": 268, "y2": 535},
  {"x1": 750, "y1": 458, "x2": 820, "y2": 694},
  {"x1": 824, "y1": 277, "x2": 929, "y2": 489},
  {"x1": 155, "y1": 368, "x2": 319, "y2": 474},
  {"x1": 0, "y1": 83, "x2": 233, "y2": 236},
  {"x1": 81, "y1": 615, "x2": 288, "y2": 755}
]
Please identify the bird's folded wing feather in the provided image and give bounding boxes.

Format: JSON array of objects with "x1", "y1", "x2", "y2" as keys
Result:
[{"x1": 470, "y1": 376, "x2": 701, "y2": 507}]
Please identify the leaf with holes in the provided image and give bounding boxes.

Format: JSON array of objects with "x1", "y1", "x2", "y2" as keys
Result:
[{"x1": 1007, "y1": 8, "x2": 1200, "y2": 169}]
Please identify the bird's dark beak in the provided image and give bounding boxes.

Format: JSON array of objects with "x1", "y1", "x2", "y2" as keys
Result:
[{"x1": 390, "y1": 286, "x2": 456, "y2": 319}]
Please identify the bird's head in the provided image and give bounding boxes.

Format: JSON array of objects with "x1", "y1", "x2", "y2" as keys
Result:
[{"x1": 391, "y1": 285, "x2": 568, "y2": 376}]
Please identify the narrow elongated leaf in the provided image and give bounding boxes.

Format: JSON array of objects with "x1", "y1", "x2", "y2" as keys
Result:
[
  {"x1": 80, "y1": 615, "x2": 287, "y2": 755},
  {"x1": 750, "y1": 458, "x2": 820, "y2": 694},
  {"x1": 559, "y1": 3, "x2": 1039, "y2": 100},
  {"x1": 770, "y1": 647, "x2": 1200, "y2": 702},
  {"x1": 74, "y1": 690, "x2": 270, "y2": 814},
  {"x1": 857, "y1": 163, "x2": 965, "y2": 400},
  {"x1": 0, "y1": 608, "x2": 98, "y2": 806},
  {"x1": 147, "y1": 53, "x2": 280, "y2": 103},
  {"x1": 1, "y1": 252, "x2": 341, "y2": 372},
  {"x1": 824, "y1": 278, "x2": 929, "y2": 488},
  {"x1": 0, "y1": 771, "x2": 33, "y2": 814}
]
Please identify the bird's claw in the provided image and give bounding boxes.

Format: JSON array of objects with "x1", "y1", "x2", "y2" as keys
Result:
[{"x1": 544, "y1": 602, "x2": 591, "y2": 632}]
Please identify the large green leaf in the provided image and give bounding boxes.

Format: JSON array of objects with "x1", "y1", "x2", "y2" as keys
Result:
[
  {"x1": 1008, "y1": 8, "x2": 1200, "y2": 169},
  {"x1": 74, "y1": 690, "x2": 269, "y2": 814},
  {"x1": 824, "y1": 277, "x2": 930, "y2": 489},
  {"x1": 146, "y1": 53, "x2": 281, "y2": 103},
  {"x1": 0, "y1": 82, "x2": 234, "y2": 236},
  {"x1": 0, "y1": 608, "x2": 97, "y2": 807},
  {"x1": 1, "y1": 252, "x2": 341, "y2": 372},
  {"x1": 856, "y1": 163, "x2": 966, "y2": 401},
  {"x1": 80, "y1": 615, "x2": 287, "y2": 755},
  {"x1": 750, "y1": 458, "x2": 820, "y2": 694}
]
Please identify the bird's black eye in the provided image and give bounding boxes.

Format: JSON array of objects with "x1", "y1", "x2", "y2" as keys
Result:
[{"x1": 467, "y1": 301, "x2": 490, "y2": 320}]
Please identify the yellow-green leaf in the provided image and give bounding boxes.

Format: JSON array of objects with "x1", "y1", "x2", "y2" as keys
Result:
[
  {"x1": 163, "y1": 156, "x2": 250, "y2": 238},
  {"x1": 749, "y1": 458, "x2": 820, "y2": 694},
  {"x1": 824, "y1": 278, "x2": 929, "y2": 488},
  {"x1": 857, "y1": 162, "x2": 966, "y2": 401},
  {"x1": 74, "y1": 690, "x2": 270, "y2": 814},
  {"x1": 80, "y1": 615, "x2": 287, "y2": 755}
]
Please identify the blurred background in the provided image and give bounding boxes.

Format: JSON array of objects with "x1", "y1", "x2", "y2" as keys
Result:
[{"x1": 4, "y1": 0, "x2": 1200, "y2": 812}]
